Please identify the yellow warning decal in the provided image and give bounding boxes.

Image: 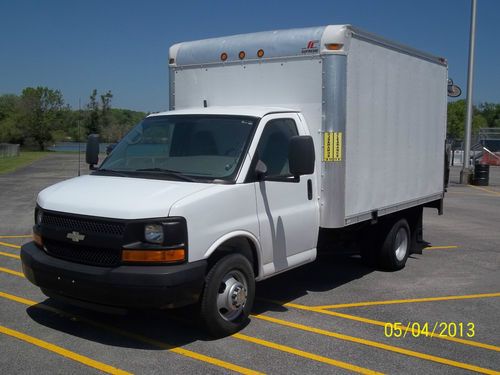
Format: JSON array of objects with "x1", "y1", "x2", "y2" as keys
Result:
[{"x1": 323, "y1": 132, "x2": 342, "y2": 162}]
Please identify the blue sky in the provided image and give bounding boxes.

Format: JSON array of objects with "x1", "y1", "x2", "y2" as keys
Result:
[{"x1": 1, "y1": 0, "x2": 499, "y2": 112}]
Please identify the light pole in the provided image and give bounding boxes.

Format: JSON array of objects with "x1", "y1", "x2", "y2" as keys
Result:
[{"x1": 460, "y1": 0, "x2": 477, "y2": 184}]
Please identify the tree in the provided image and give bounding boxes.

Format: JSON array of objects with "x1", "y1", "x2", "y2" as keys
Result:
[
  {"x1": 85, "y1": 89, "x2": 113, "y2": 136},
  {"x1": 0, "y1": 116, "x2": 23, "y2": 144},
  {"x1": 86, "y1": 89, "x2": 100, "y2": 134},
  {"x1": 0, "y1": 94, "x2": 23, "y2": 143},
  {"x1": 447, "y1": 100, "x2": 491, "y2": 140},
  {"x1": 0, "y1": 94, "x2": 20, "y2": 122},
  {"x1": 100, "y1": 108, "x2": 145, "y2": 142},
  {"x1": 1, "y1": 88, "x2": 147, "y2": 146},
  {"x1": 478, "y1": 102, "x2": 500, "y2": 128},
  {"x1": 447, "y1": 100, "x2": 466, "y2": 139},
  {"x1": 472, "y1": 114, "x2": 487, "y2": 135},
  {"x1": 100, "y1": 90, "x2": 113, "y2": 130},
  {"x1": 18, "y1": 87, "x2": 64, "y2": 150}
]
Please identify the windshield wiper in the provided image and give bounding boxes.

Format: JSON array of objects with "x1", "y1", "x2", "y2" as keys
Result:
[
  {"x1": 94, "y1": 168, "x2": 130, "y2": 177},
  {"x1": 134, "y1": 168, "x2": 198, "y2": 182}
]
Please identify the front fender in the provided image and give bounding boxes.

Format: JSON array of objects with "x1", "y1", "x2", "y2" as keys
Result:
[{"x1": 204, "y1": 230, "x2": 264, "y2": 280}]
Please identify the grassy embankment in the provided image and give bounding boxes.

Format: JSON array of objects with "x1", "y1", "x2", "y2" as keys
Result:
[{"x1": 0, "y1": 152, "x2": 50, "y2": 175}]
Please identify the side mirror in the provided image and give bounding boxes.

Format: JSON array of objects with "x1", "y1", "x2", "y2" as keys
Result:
[
  {"x1": 289, "y1": 135, "x2": 315, "y2": 177},
  {"x1": 86, "y1": 134, "x2": 100, "y2": 170}
]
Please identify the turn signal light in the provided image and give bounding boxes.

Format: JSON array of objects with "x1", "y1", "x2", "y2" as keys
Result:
[
  {"x1": 33, "y1": 232, "x2": 43, "y2": 247},
  {"x1": 122, "y1": 249, "x2": 185, "y2": 263},
  {"x1": 324, "y1": 43, "x2": 344, "y2": 51}
]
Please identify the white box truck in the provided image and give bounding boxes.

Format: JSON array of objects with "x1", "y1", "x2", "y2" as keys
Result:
[{"x1": 21, "y1": 25, "x2": 448, "y2": 337}]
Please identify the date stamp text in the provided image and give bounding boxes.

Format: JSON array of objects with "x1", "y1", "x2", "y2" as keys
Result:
[{"x1": 384, "y1": 322, "x2": 475, "y2": 338}]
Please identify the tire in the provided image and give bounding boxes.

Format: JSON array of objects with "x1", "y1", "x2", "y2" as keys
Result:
[
  {"x1": 378, "y1": 218, "x2": 411, "y2": 271},
  {"x1": 200, "y1": 254, "x2": 255, "y2": 338}
]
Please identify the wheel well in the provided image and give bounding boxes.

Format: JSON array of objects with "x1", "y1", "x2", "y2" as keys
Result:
[
  {"x1": 207, "y1": 237, "x2": 259, "y2": 278},
  {"x1": 372, "y1": 206, "x2": 423, "y2": 252}
]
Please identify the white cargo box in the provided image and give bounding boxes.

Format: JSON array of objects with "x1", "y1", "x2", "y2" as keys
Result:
[{"x1": 169, "y1": 25, "x2": 447, "y2": 228}]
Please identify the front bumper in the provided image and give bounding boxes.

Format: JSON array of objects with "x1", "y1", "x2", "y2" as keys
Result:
[{"x1": 21, "y1": 241, "x2": 207, "y2": 310}]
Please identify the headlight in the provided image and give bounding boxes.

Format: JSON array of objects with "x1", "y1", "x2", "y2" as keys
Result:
[
  {"x1": 144, "y1": 224, "x2": 164, "y2": 244},
  {"x1": 36, "y1": 209, "x2": 43, "y2": 225}
]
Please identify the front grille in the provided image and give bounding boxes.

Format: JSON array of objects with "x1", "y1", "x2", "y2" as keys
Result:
[
  {"x1": 44, "y1": 239, "x2": 121, "y2": 267},
  {"x1": 42, "y1": 212, "x2": 125, "y2": 236}
]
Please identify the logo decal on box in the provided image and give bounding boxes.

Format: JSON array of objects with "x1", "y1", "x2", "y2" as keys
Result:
[{"x1": 302, "y1": 40, "x2": 319, "y2": 54}]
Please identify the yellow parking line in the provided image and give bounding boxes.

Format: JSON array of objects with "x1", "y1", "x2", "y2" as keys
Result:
[
  {"x1": 162, "y1": 310, "x2": 381, "y2": 374},
  {"x1": 0, "y1": 325, "x2": 131, "y2": 375},
  {"x1": 0, "y1": 291, "x2": 262, "y2": 375},
  {"x1": 0, "y1": 251, "x2": 21, "y2": 260},
  {"x1": 424, "y1": 246, "x2": 458, "y2": 250},
  {"x1": 468, "y1": 185, "x2": 500, "y2": 196},
  {"x1": 252, "y1": 314, "x2": 500, "y2": 375},
  {"x1": 167, "y1": 347, "x2": 263, "y2": 375},
  {"x1": 233, "y1": 333, "x2": 383, "y2": 375},
  {"x1": 0, "y1": 235, "x2": 31, "y2": 239},
  {"x1": 285, "y1": 303, "x2": 500, "y2": 352},
  {"x1": 0, "y1": 291, "x2": 35, "y2": 305},
  {"x1": 0, "y1": 241, "x2": 21, "y2": 249},
  {"x1": 314, "y1": 292, "x2": 500, "y2": 309},
  {"x1": 0, "y1": 266, "x2": 24, "y2": 277}
]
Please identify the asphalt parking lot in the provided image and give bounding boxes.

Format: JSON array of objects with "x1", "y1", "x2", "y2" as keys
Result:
[{"x1": 0, "y1": 153, "x2": 499, "y2": 374}]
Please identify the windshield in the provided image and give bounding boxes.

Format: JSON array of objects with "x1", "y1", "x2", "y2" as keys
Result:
[{"x1": 98, "y1": 115, "x2": 258, "y2": 182}]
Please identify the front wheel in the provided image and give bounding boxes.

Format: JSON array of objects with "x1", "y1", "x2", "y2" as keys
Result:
[{"x1": 200, "y1": 254, "x2": 255, "y2": 338}]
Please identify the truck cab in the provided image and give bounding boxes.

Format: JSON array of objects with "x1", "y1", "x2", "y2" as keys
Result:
[{"x1": 21, "y1": 107, "x2": 318, "y2": 336}]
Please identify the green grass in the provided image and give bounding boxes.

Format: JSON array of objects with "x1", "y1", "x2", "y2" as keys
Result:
[{"x1": 0, "y1": 151, "x2": 51, "y2": 174}]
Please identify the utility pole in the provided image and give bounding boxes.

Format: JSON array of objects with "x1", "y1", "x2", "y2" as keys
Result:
[{"x1": 460, "y1": 0, "x2": 477, "y2": 184}]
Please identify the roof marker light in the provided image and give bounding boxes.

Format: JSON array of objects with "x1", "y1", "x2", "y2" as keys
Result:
[
  {"x1": 221, "y1": 52, "x2": 228, "y2": 61},
  {"x1": 324, "y1": 43, "x2": 344, "y2": 51},
  {"x1": 238, "y1": 51, "x2": 246, "y2": 60},
  {"x1": 257, "y1": 49, "x2": 264, "y2": 58}
]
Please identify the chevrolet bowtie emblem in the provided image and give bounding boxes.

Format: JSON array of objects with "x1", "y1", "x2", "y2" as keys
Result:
[{"x1": 66, "y1": 231, "x2": 85, "y2": 242}]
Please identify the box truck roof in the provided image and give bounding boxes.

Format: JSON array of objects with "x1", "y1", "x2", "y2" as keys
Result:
[{"x1": 169, "y1": 25, "x2": 446, "y2": 67}]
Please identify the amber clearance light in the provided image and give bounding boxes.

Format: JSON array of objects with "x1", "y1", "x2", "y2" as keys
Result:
[
  {"x1": 122, "y1": 249, "x2": 185, "y2": 263},
  {"x1": 324, "y1": 43, "x2": 344, "y2": 51}
]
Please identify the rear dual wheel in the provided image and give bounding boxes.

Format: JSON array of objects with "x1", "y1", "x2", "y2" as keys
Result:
[
  {"x1": 378, "y1": 218, "x2": 411, "y2": 271},
  {"x1": 361, "y1": 218, "x2": 411, "y2": 271}
]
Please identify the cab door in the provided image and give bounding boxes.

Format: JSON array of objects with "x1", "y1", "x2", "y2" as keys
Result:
[{"x1": 250, "y1": 114, "x2": 319, "y2": 277}]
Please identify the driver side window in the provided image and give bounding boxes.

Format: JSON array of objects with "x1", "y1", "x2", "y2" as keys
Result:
[{"x1": 256, "y1": 118, "x2": 298, "y2": 178}]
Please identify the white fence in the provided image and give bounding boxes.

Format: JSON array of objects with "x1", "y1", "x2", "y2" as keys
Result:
[{"x1": 0, "y1": 144, "x2": 20, "y2": 158}]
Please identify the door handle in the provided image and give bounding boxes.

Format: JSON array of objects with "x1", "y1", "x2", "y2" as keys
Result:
[{"x1": 307, "y1": 179, "x2": 312, "y2": 200}]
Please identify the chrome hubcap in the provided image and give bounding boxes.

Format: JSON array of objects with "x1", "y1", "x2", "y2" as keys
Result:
[
  {"x1": 216, "y1": 271, "x2": 248, "y2": 322},
  {"x1": 394, "y1": 227, "x2": 409, "y2": 261}
]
